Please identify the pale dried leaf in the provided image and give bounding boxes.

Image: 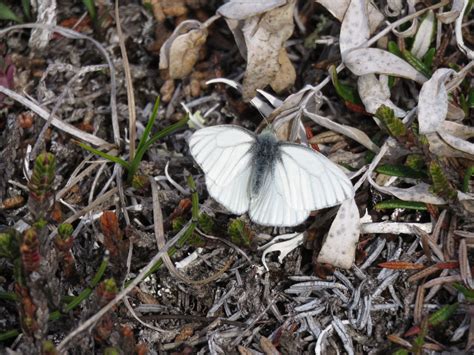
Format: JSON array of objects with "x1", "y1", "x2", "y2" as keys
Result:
[
  {"x1": 458, "y1": 191, "x2": 474, "y2": 214},
  {"x1": 427, "y1": 132, "x2": 474, "y2": 159},
  {"x1": 360, "y1": 222, "x2": 433, "y2": 234},
  {"x1": 304, "y1": 109, "x2": 380, "y2": 152},
  {"x1": 270, "y1": 48, "x2": 296, "y2": 93},
  {"x1": 437, "y1": 0, "x2": 464, "y2": 24},
  {"x1": 159, "y1": 20, "x2": 208, "y2": 79},
  {"x1": 339, "y1": 0, "x2": 370, "y2": 59},
  {"x1": 241, "y1": 0, "x2": 296, "y2": 100},
  {"x1": 357, "y1": 74, "x2": 406, "y2": 117},
  {"x1": 260, "y1": 232, "x2": 304, "y2": 271},
  {"x1": 446, "y1": 101, "x2": 466, "y2": 121},
  {"x1": 317, "y1": 198, "x2": 359, "y2": 269},
  {"x1": 442, "y1": 121, "x2": 474, "y2": 139},
  {"x1": 315, "y1": 0, "x2": 384, "y2": 33},
  {"x1": 385, "y1": 0, "x2": 403, "y2": 16},
  {"x1": 392, "y1": 18, "x2": 418, "y2": 38},
  {"x1": 218, "y1": 0, "x2": 286, "y2": 19},
  {"x1": 369, "y1": 163, "x2": 447, "y2": 204},
  {"x1": 411, "y1": 10, "x2": 435, "y2": 59},
  {"x1": 418, "y1": 68, "x2": 455, "y2": 134},
  {"x1": 455, "y1": 0, "x2": 473, "y2": 59},
  {"x1": 344, "y1": 48, "x2": 427, "y2": 83},
  {"x1": 438, "y1": 131, "x2": 474, "y2": 156}
]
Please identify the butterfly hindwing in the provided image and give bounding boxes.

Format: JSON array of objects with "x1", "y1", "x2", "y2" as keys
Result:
[
  {"x1": 274, "y1": 143, "x2": 354, "y2": 211},
  {"x1": 249, "y1": 171, "x2": 310, "y2": 227},
  {"x1": 189, "y1": 125, "x2": 256, "y2": 214}
]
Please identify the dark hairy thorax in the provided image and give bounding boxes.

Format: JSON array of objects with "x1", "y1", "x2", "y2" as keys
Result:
[{"x1": 249, "y1": 131, "x2": 281, "y2": 197}]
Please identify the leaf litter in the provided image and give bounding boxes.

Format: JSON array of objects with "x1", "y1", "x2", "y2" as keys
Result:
[{"x1": 0, "y1": 1, "x2": 473, "y2": 354}]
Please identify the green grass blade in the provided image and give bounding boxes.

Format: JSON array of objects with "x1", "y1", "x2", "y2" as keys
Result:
[
  {"x1": 0, "y1": 2, "x2": 23, "y2": 23},
  {"x1": 375, "y1": 199, "x2": 427, "y2": 211},
  {"x1": 136, "y1": 96, "x2": 161, "y2": 156},
  {"x1": 128, "y1": 116, "x2": 189, "y2": 182},
  {"x1": 77, "y1": 142, "x2": 130, "y2": 170}
]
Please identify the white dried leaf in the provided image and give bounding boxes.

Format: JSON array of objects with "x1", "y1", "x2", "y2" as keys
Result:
[
  {"x1": 458, "y1": 191, "x2": 474, "y2": 214},
  {"x1": 159, "y1": 20, "x2": 208, "y2": 79},
  {"x1": 446, "y1": 102, "x2": 466, "y2": 121},
  {"x1": 260, "y1": 233, "x2": 304, "y2": 271},
  {"x1": 442, "y1": 121, "x2": 474, "y2": 139},
  {"x1": 316, "y1": 0, "x2": 384, "y2": 33},
  {"x1": 217, "y1": 0, "x2": 286, "y2": 19},
  {"x1": 427, "y1": 132, "x2": 474, "y2": 159},
  {"x1": 357, "y1": 74, "x2": 406, "y2": 117},
  {"x1": 411, "y1": 10, "x2": 435, "y2": 59},
  {"x1": 29, "y1": 0, "x2": 57, "y2": 50},
  {"x1": 361, "y1": 222, "x2": 432, "y2": 234},
  {"x1": 240, "y1": 0, "x2": 296, "y2": 100},
  {"x1": 304, "y1": 109, "x2": 380, "y2": 152},
  {"x1": 370, "y1": 180, "x2": 447, "y2": 205},
  {"x1": 437, "y1": 0, "x2": 464, "y2": 24},
  {"x1": 392, "y1": 18, "x2": 418, "y2": 38},
  {"x1": 438, "y1": 131, "x2": 474, "y2": 156},
  {"x1": 339, "y1": 0, "x2": 370, "y2": 59},
  {"x1": 417, "y1": 68, "x2": 455, "y2": 134},
  {"x1": 317, "y1": 198, "x2": 360, "y2": 269},
  {"x1": 455, "y1": 0, "x2": 473, "y2": 59},
  {"x1": 385, "y1": 0, "x2": 403, "y2": 16},
  {"x1": 344, "y1": 48, "x2": 427, "y2": 83}
]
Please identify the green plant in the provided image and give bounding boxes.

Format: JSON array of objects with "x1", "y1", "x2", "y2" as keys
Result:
[{"x1": 78, "y1": 97, "x2": 188, "y2": 183}]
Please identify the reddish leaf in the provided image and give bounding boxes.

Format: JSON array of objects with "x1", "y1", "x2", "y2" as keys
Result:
[{"x1": 378, "y1": 261, "x2": 424, "y2": 270}]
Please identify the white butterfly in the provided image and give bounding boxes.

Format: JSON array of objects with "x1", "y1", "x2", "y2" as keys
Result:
[{"x1": 189, "y1": 125, "x2": 354, "y2": 227}]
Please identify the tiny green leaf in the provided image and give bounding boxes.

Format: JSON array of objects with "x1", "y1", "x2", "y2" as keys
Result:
[
  {"x1": 429, "y1": 161, "x2": 457, "y2": 200},
  {"x1": 428, "y1": 303, "x2": 458, "y2": 326},
  {"x1": 402, "y1": 49, "x2": 432, "y2": 78},
  {"x1": 376, "y1": 164, "x2": 427, "y2": 179},
  {"x1": 329, "y1": 65, "x2": 362, "y2": 105},
  {"x1": 375, "y1": 105, "x2": 407, "y2": 137}
]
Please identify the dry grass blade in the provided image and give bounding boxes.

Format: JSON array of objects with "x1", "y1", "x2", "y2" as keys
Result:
[{"x1": 115, "y1": 1, "x2": 136, "y2": 159}]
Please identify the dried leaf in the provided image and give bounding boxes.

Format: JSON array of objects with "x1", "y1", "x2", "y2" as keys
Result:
[
  {"x1": 426, "y1": 132, "x2": 474, "y2": 160},
  {"x1": 159, "y1": 20, "x2": 208, "y2": 79},
  {"x1": 304, "y1": 109, "x2": 380, "y2": 152},
  {"x1": 260, "y1": 232, "x2": 304, "y2": 271},
  {"x1": 455, "y1": 0, "x2": 473, "y2": 59},
  {"x1": 370, "y1": 180, "x2": 447, "y2": 205},
  {"x1": 411, "y1": 10, "x2": 435, "y2": 59},
  {"x1": 339, "y1": 0, "x2": 370, "y2": 59},
  {"x1": 218, "y1": 0, "x2": 286, "y2": 19},
  {"x1": 239, "y1": 0, "x2": 296, "y2": 100},
  {"x1": 378, "y1": 261, "x2": 424, "y2": 270},
  {"x1": 344, "y1": 48, "x2": 427, "y2": 83},
  {"x1": 418, "y1": 68, "x2": 455, "y2": 134},
  {"x1": 438, "y1": 130, "x2": 474, "y2": 156},
  {"x1": 317, "y1": 198, "x2": 360, "y2": 269},
  {"x1": 315, "y1": 0, "x2": 384, "y2": 33},
  {"x1": 357, "y1": 74, "x2": 406, "y2": 117},
  {"x1": 270, "y1": 48, "x2": 296, "y2": 94},
  {"x1": 437, "y1": 0, "x2": 465, "y2": 24}
]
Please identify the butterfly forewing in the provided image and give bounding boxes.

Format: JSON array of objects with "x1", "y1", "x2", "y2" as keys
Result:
[
  {"x1": 189, "y1": 125, "x2": 256, "y2": 214},
  {"x1": 274, "y1": 144, "x2": 354, "y2": 211}
]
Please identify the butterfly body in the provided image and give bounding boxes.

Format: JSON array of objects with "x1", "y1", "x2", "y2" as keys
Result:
[
  {"x1": 189, "y1": 125, "x2": 354, "y2": 227},
  {"x1": 249, "y1": 131, "x2": 280, "y2": 197}
]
